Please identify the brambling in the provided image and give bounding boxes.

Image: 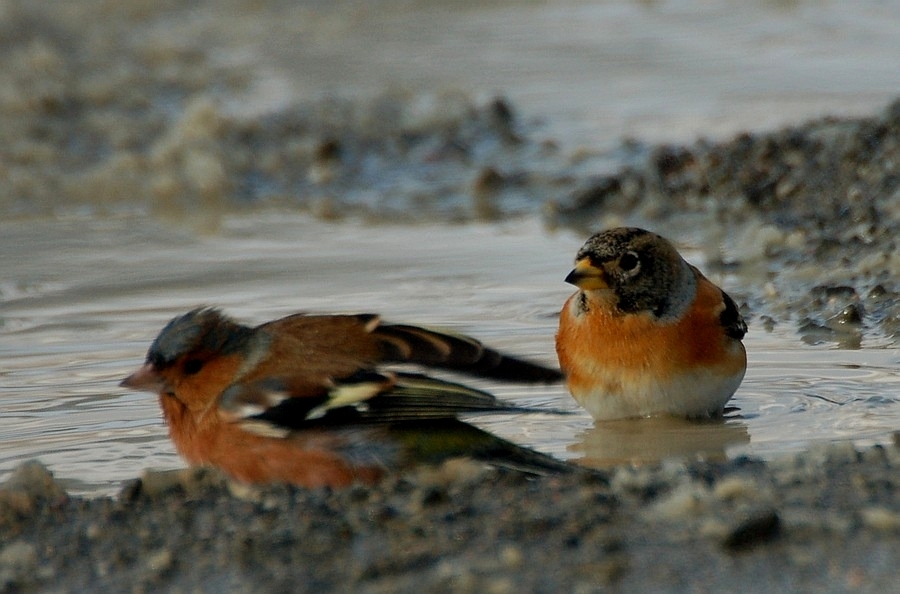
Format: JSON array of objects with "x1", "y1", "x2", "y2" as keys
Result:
[
  {"x1": 556, "y1": 227, "x2": 747, "y2": 420},
  {"x1": 121, "y1": 308, "x2": 572, "y2": 488}
]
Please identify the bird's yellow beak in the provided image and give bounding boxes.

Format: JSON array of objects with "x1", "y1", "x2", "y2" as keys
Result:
[
  {"x1": 564, "y1": 258, "x2": 608, "y2": 290},
  {"x1": 120, "y1": 363, "x2": 168, "y2": 394}
]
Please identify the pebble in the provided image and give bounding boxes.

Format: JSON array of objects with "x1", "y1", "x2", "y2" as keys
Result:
[
  {"x1": 722, "y1": 510, "x2": 781, "y2": 550},
  {"x1": 859, "y1": 507, "x2": 900, "y2": 531},
  {"x1": 0, "y1": 541, "x2": 39, "y2": 588},
  {"x1": 712, "y1": 475, "x2": 765, "y2": 502},
  {"x1": 0, "y1": 461, "x2": 67, "y2": 528}
]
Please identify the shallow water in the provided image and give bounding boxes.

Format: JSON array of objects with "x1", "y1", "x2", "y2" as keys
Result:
[{"x1": 3, "y1": 215, "x2": 898, "y2": 496}]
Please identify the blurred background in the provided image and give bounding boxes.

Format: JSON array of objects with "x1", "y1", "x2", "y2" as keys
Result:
[{"x1": 2, "y1": 0, "x2": 899, "y2": 220}]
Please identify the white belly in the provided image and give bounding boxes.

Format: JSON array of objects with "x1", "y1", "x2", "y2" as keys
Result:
[{"x1": 573, "y1": 367, "x2": 745, "y2": 421}]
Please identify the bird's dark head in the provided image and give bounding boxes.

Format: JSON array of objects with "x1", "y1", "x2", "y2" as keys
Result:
[
  {"x1": 120, "y1": 308, "x2": 252, "y2": 398},
  {"x1": 565, "y1": 227, "x2": 695, "y2": 319}
]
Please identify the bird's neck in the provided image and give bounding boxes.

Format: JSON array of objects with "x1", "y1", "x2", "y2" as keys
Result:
[{"x1": 158, "y1": 394, "x2": 217, "y2": 465}]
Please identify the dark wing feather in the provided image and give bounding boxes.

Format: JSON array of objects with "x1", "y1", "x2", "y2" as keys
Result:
[
  {"x1": 220, "y1": 378, "x2": 581, "y2": 476},
  {"x1": 339, "y1": 372, "x2": 550, "y2": 421},
  {"x1": 389, "y1": 419, "x2": 583, "y2": 477},
  {"x1": 719, "y1": 290, "x2": 747, "y2": 340},
  {"x1": 222, "y1": 312, "x2": 565, "y2": 438},
  {"x1": 218, "y1": 370, "x2": 555, "y2": 431},
  {"x1": 372, "y1": 323, "x2": 564, "y2": 383}
]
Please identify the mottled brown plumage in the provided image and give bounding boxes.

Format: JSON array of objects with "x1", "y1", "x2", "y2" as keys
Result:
[
  {"x1": 557, "y1": 228, "x2": 747, "y2": 420},
  {"x1": 121, "y1": 308, "x2": 572, "y2": 487}
]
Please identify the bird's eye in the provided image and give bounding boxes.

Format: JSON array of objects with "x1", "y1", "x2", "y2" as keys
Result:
[
  {"x1": 619, "y1": 251, "x2": 640, "y2": 272},
  {"x1": 183, "y1": 359, "x2": 204, "y2": 375}
]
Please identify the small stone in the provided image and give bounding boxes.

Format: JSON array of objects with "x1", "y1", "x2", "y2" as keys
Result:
[
  {"x1": 867, "y1": 284, "x2": 889, "y2": 301},
  {"x1": 120, "y1": 467, "x2": 225, "y2": 501},
  {"x1": 0, "y1": 462, "x2": 67, "y2": 527},
  {"x1": 144, "y1": 548, "x2": 174, "y2": 574},
  {"x1": 0, "y1": 541, "x2": 38, "y2": 587},
  {"x1": 85, "y1": 523, "x2": 103, "y2": 540},
  {"x1": 712, "y1": 476, "x2": 760, "y2": 502},
  {"x1": 471, "y1": 167, "x2": 505, "y2": 221},
  {"x1": 649, "y1": 482, "x2": 709, "y2": 520},
  {"x1": 499, "y1": 544, "x2": 523, "y2": 568},
  {"x1": 723, "y1": 509, "x2": 781, "y2": 550},
  {"x1": 485, "y1": 576, "x2": 515, "y2": 594},
  {"x1": 313, "y1": 138, "x2": 342, "y2": 162},
  {"x1": 860, "y1": 507, "x2": 900, "y2": 531},
  {"x1": 2, "y1": 461, "x2": 66, "y2": 501},
  {"x1": 828, "y1": 303, "x2": 863, "y2": 326}
]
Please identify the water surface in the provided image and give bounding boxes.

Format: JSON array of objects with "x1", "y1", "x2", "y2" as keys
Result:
[{"x1": 3, "y1": 215, "x2": 897, "y2": 496}]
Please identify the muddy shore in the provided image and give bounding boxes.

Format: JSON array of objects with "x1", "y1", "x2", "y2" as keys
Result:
[{"x1": 2, "y1": 439, "x2": 899, "y2": 593}]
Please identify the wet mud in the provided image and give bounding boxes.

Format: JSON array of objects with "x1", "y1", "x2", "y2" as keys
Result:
[{"x1": 3, "y1": 441, "x2": 899, "y2": 593}]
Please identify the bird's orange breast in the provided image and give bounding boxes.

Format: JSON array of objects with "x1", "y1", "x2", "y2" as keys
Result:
[
  {"x1": 556, "y1": 277, "x2": 746, "y2": 417},
  {"x1": 160, "y1": 395, "x2": 384, "y2": 488}
]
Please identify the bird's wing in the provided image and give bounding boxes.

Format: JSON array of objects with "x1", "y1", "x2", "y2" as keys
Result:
[
  {"x1": 216, "y1": 369, "x2": 541, "y2": 432},
  {"x1": 718, "y1": 290, "x2": 748, "y2": 340},
  {"x1": 261, "y1": 313, "x2": 563, "y2": 382},
  {"x1": 689, "y1": 266, "x2": 747, "y2": 340},
  {"x1": 219, "y1": 313, "x2": 565, "y2": 435}
]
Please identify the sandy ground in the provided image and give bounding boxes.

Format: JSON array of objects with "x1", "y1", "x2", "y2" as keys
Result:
[{"x1": 2, "y1": 439, "x2": 899, "y2": 593}]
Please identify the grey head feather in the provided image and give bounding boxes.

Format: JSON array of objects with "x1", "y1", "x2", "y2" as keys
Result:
[
  {"x1": 147, "y1": 308, "x2": 252, "y2": 367},
  {"x1": 578, "y1": 228, "x2": 696, "y2": 320}
]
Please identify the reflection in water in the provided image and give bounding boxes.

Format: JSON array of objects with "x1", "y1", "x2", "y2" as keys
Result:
[{"x1": 570, "y1": 416, "x2": 750, "y2": 468}]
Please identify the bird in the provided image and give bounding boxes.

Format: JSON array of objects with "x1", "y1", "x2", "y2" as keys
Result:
[
  {"x1": 556, "y1": 227, "x2": 747, "y2": 420},
  {"x1": 120, "y1": 308, "x2": 574, "y2": 488}
]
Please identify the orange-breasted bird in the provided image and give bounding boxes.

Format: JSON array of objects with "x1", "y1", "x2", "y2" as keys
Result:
[
  {"x1": 556, "y1": 227, "x2": 747, "y2": 420},
  {"x1": 121, "y1": 308, "x2": 573, "y2": 488}
]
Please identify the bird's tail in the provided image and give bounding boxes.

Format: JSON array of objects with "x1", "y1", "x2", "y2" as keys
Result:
[
  {"x1": 390, "y1": 419, "x2": 590, "y2": 478},
  {"x1": 373, "y1": 323, "x2": 563, "y2": 383}
]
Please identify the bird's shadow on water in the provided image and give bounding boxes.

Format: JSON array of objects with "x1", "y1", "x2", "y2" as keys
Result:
[{"x1": 569, "y1": 413, "x2": 751, "y2": 468}]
